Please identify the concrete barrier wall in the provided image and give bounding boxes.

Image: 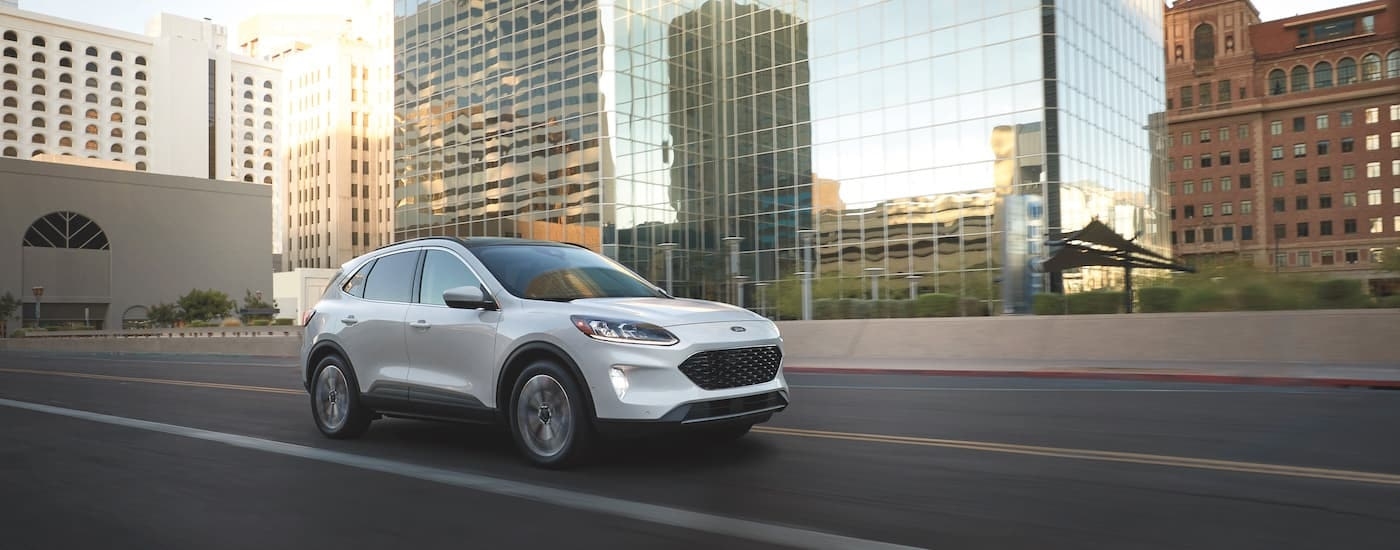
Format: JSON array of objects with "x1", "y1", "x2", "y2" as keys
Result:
[
  {"x1": 776, "y1": 309, "x2": 1400, "y2": 364},
  {"x1": 3, "y1": 310, "x2": 1398, "y2": 365}
]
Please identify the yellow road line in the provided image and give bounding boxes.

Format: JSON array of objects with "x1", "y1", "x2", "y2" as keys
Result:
[
  {"x1": 0, "y1": 368, "x2": 303, "y2": 396},
  {"x1": 3, "y1": 366, "x2": 1396, "y2": 486},
  {"x1": 752, "y1": 426, "x2": 1400, "y2": 486}
]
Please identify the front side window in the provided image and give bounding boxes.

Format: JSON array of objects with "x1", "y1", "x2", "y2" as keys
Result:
[
  {"x1": 419, "y1": 250, "x2": 483, "y2": 306},
  {"x1": 474, "y1": 245, "x2": 664, "y2": 301}
]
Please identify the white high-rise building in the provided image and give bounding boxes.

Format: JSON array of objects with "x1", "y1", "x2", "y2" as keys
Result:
[
  {"x1": 238, "y1": 1, "x2": 393, "y2": 271},
  {"x1": 1, "y1": 5, "x2": 283, "y2": 251}
]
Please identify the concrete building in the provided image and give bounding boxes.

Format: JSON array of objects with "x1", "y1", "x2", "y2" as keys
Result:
[
  {"x1": 394, "y1": 0, "x2": 1170, "y2": 315},
  {"x1": 1165, "y1": 0, "x2": 1400, "y2": 292},
  {"x1": 272, "y1": 268, "x2": 337, "y2": 324},
  {"x1": 237, "y1": 1, "x2": 394, "y2": 271},
  {"x1": 0, "y1": 158, "x2": 272, "y2": 330},
  {"x1": 0, "y1": 4, "x2": 283, "y2": 251}
]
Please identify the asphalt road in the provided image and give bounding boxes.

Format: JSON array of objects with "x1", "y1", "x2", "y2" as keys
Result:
[{"x1": 1, "y1": 351, "x2": 1398, "y2": 549}]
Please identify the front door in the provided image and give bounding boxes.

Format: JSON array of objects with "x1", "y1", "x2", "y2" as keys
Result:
[{"x1": 405, "y1": 248, "x2": 500, "y2": 418}]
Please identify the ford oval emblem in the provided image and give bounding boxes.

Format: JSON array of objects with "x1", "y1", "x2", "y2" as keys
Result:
[{"x1": 730, "y1": 326, "x2": 747, "y2": 332}]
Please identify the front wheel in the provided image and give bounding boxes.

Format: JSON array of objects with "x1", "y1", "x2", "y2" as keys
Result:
[
  {"x1": 310, "y1": 355, "x2": 373, "y2": 439},
  {"x1": 508, "y1": 360, "x2": 594, "y2": 468}
]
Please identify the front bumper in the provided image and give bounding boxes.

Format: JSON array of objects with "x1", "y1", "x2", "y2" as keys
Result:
[
  {"x1": 594, "y1": 390, "x2": 789, "y2": 439},
  {"x1": 571, "y1": 319, "x2": 790, "y2": 423}
]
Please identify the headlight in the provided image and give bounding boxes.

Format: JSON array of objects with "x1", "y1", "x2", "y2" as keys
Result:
[{"x1": 570, "y1": 315, "x2": 678, "y2": 346}]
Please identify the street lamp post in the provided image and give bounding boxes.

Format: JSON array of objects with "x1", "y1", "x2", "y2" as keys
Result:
[
  {"x1": 864, "y1": 267, "x2": 885, "y2": 300},
  {"x1": 798, "y1": 230, "x2": 817, "y2": 321},
  {"x1": 753, "y1": 281, "x2": 771, "y2": 319},
  {"x1": 723, "y1": 236, "x2": 744, "y2": 305},
  {"x1": 658, "y1": 242, "x2": 678, "y2": 295},
  {"x1": 905, "y1": 274, "x2": 922, "y2": 301},
  {"x1": 31, "y1": 286, "x2": 43, "y2": 327},
  {"x1": 733, "y1": 275, "x2": 750, "y2": 309}
]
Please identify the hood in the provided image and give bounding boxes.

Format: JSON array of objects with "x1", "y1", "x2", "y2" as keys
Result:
[{"x1": 566, "y1": 297, "x2": 765, "y2": 327}]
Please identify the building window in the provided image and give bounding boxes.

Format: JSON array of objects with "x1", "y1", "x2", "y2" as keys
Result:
[
  {"x1": 1366, "y1": 135, "x2": 1380, "y2": 150},
  {"x1": 1344, "y1": 192, "x2": 1357, "y2": 207},
  {"x1": 1268, "y1": 70, "x2": 1286, "y2": 95},
  {"x1": 1271, "y1": 172, "x2": 1284, "y2": 187},
  {"x1": 1273, "y1": 198, "x2": 1286, "y2": 213},
  {"x1": 1317, "y1": 140, "x2": 1330, "y2": 155},
  {"x1": 1203, "y1": 204, "x2": 1214, "y2": 217},
  {"x1": 1222, "y1": 202, "x2": 1234, "y2": 215},
  {"x1": 1394, "y1": 188, "x2": 1400, "y2": 204},
  {"x1": 1392, "y1": 132, "x2": 1399, "y2": 148},
  {"x1": 1241, "y1": 200, "x2": 1253, "y2": 214},
  {"x1": 1239, "y1": 149, "x2": 1251, "y2": 163},
  {"x1": 1200, "y1": 129, "x2": 1211, "y2": 143},
  {"x1": 1222, "y1": 226, "x2": 1234, "y2": 241},
  {"x1": 1184, "y1": 230, "x2": 1196, "y2": 244},
  {"x1": 1392, "y1": 104, "x2": 1400, "y2": 121},
  {"x1": 1320, "y1": 194, "x2": 1333, "y2": 209},
  {"x1": 1185, "y1": 205, "x2": 1196, "y2": 219},
  {"x1": 1221, "y1": 176, "x2": 1232, "y2": 190},
  {"x1": 1316, "y1": 114, "x2": 1329, "y2": 129},
  {"x1": 1343, "y1": 164, "x2": 1355, "y2": 180},
  {"x1": 1296, "y1": 252, "x2": 1311, "y2": 267},
  {"x1": 1345, "y1": 250, "x2": 1359, "y2": 264},
  {"x1": 1270, "y1": 120, "x2": 1283, "y2": 135},
  {"x1": 1274, "y1": 224, "x2": 1287, "y2": 239},
  {"x1": 1341, "y1": 138, "x2": 1354, "y2": 153},
  {"x1": 1395, "y1": 216, "x2": 1400, "y2": 233},
  {"x1": 1183, "y1": 156, "x2": 1194, "y2": 169},
  {"x1": 1340, "y1": 111, "x2": 1354, "y2": 127},
  {"x1": 1371, "y1": 248, "x2": 1386, "y2": 264},
  {"x1": 1202, "y1": 228, "x2": 1215, "y2": 243},
  {"x1": 1271, "y1": 146, "x2": 1283, "y2": 160},
  {"x1": 1371, "y1": 217, "x2": 1384, "y2": 234},
  {"x1": 1344, "y1": 219, "x2": 1357, "y2": 234},
  {"x1": 1367, "y1": 162, "x2": 1381, "y2": 178},
  {"x1": 1201, "y1": 154, "x2": 1213, "y2": 167},
  {"x1": 1219, "y1": 127, "x2": 1230, "y2": 142},
  {"x1": 1362, "y1": 54, "x2": 1382, "y2": 81},
  {"x1": 1241, "y1": 225, "x2": 1254, "y2": 241},
  {"x1": 1365, "y1": 107, "x2": 1379, "y2": 124},
  {"x1": 1321, "y1": 221, "x2": 1334, "y2": 235},
  {"x1": 1293, "y1": 116, "x2": 1305, "y2": 132},
  {"x1": 1180, "y1": 86, "x2": 1194, "y2": 107},
  {"x1": 1240, "y1": 174, "x2": 1252, "y2": 189},
  {"x1": 1369, "y1": 189, "x2": 1383, "y2": 205},
  {"x1": 1293, "y1": 143, "x2": 1306, "y2": 158},
  {"x1": 1203, "y1": 179, "x2": 1214, "y2": 193},
  {"x1": 1321, "y1": 251, "x2": 1335, "y2": 265},
  {"x1": 1183, "y1": 181, "x2": 1194, "y2": 195},
  {"x1": 1296, "y1": 196, "x2": 1309, "y2": 210},
  {"x1": 1219, "y1": 151, "x2": 1231, "y2": 166},
  {"x1": 1238, "y1": 124, "x2": 1249, "y2": 138},
  {"x1": 1295, "y1": 169, "x2": 1308, "y2": 184},
  {"x1": 1314, "y1": 62, "x2": 1334, "y2": 88}
]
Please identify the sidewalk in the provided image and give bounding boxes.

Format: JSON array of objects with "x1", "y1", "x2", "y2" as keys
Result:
[{"x1": 783, "y1": 356, "x2": 1400, "y2": 389}]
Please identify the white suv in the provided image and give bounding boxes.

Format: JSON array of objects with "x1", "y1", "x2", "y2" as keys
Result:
[{"x1": 301, "y1": 237, "x2": 789, "y2": 467}]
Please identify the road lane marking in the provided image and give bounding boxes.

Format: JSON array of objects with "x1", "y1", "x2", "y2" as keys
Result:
[
  {"x1": 752, "y1": 426, "x2": 1400, "y2": 486},
  {"x1": 0, "y1": 367, "x2": 303, "y2": 395},
  {"x1": 5, "y1": 367, "x2": 1398, "y2": 487},
  {"x1": 788, "y1": 384, "x2": 1333, "y2": 394},
  {"x1": 0, "y1": 397, "x2": 920, "y2": 550}
]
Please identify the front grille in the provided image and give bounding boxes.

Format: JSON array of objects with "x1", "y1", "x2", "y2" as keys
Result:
[
  {"x1": 682, "y1": 391, "x2": 788, "y2": 423},
  {"x1": 678, "y1": 345, "x2": 782, "y2": 390}
]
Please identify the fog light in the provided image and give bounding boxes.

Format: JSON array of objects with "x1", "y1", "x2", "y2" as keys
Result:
[{"x1": 609, "y1": 367, "x2": 629, "y2": 399}]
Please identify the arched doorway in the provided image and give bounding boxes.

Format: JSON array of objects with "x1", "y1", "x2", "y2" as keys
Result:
[
  {"x1": 121, "y1": 305, "x2": 149, "y2": 330},
  {"x1": 21, "y1": 211, "x2": 112, "y2": 329}
]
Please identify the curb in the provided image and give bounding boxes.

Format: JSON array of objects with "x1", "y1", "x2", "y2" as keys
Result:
[{"x1": 783, "y1": 366, "x2": 1400, "y2": 390}]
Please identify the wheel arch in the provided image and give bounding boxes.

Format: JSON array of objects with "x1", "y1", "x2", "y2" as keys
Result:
[
  {"x1": 495, "y1": 341, "x2": 595, "y2": 420},
  {"x1": 305, "y1": 339, "x2": 354, "y2": 391}
]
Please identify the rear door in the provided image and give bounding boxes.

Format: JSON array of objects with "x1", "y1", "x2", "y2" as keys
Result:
[
  {"x1": 404, "y1": 247, "x2": 500, "y2": 417},
  {"x1": 337, "y1": 249, "x2": 419, "y2": 399}
]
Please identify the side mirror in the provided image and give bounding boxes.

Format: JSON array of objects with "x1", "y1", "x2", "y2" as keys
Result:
[{"x1": 443, "y1": 285, "x2": 497, "y2": 310}]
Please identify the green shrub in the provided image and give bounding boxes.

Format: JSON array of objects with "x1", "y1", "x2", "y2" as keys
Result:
[
  {"x1": 1376, "y1": 295, "x2": 1400, "y2": 308},
  {"x1": 876, "y1": 300, "x2": 913, "y2": 318},
  {"x1": 9, "y1": 329, "x2": 25, "y2": 338},
  {"x1": 1067, "y1": 291, "x2": 1122, "y2": 314},
  {"x1": 958, "y1": 297, "x2": 990, "y2": 316},
  {"x1": 1314, "y1": 279, "x2": 1367, "y2": 309},
  {"x1": 914, "y1": 294, "x2": 960, "y2": 317},
  {"x1": 1033, "y1": 294, "x2": 1065, "y2": 315},
  {"x1": 812, "y1": 299, "x2": 840, "y2": 320},
  {"x1": 249, "y1": 319, "x2": 272, "y2": 326},
  {"x1": 1137, "y1": 287, "x2": 1181, "y2": 313},
  {"x1": 1180, "y1": 287, "x2": 1230, "y2": 311},
  {"x1": 272, "y1": 318, "x2": 294, "y2": 326},
  {"x1": 1235, "y1": 283, "x2": 1277, "y2": 310}
]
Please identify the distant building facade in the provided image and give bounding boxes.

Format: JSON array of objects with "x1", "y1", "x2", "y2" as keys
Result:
[
  {"x1": 0, "y1": 158, "x2": 272, "y2": 330},
  {"x1": 1165, "y1": 0, "x2": 1400, "y2": 291}
]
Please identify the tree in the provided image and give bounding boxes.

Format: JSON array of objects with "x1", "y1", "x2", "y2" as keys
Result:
[
  {"x1": 176, "y1": 289, "x2": 235, "y2": 322},
  {"x1": 0, "y1": 291, "x2": 19, "y2": 336},
  {"x1": 146, "y1": 302, "x2": 181, "y2": 327},
  {"x1": 242, "y1": 289, "x2": 274, "y2": 310}
]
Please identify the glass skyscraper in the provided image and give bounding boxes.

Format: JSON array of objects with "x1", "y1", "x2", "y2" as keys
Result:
[{"x1": 393, "y1": 0, "x2": 1168, "y2": 316}]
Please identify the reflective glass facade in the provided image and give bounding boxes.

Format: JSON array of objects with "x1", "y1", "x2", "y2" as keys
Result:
[{"x1": 394, "y1": 0, "x2": 1167, "y2": 316}]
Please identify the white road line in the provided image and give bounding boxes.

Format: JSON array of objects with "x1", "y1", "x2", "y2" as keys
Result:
[
  {"x1": 787, "y1": 384, "x2": 1331, "y2": 394},
  {"x1": 0, "y1": 397, "x2": 922, "y2": 550}
]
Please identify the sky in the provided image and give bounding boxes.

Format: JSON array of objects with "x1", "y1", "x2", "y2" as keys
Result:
[{"x1": 19, "y1": 0, "x2": 1370, "y2": 40}]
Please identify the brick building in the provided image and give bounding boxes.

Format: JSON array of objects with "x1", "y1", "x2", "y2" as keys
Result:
[{"x1": 1165, "y1": 0, "x2": 1400, "y2": 292}]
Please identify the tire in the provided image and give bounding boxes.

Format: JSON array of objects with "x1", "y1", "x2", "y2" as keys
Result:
[
  {"x1": 508, "y1": 360, "x2": 594, "y2": 468},
  {"x1": 310, "y1": 354, "x2": 373, "y2": 439}
]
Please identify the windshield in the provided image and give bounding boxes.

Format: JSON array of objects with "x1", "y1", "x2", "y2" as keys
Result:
[{"x1": 473, "y1": 244, "x2": 665, "y2": 301}]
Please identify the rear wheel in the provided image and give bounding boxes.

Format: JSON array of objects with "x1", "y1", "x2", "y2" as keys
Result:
[
  {"x1": 310, "y1": 354, "x2": 373, "y2": 439},
  {"x1": 509, "y1": 360, "x2": 594, "y2": 468}
]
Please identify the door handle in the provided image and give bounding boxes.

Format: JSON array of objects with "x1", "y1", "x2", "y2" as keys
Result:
[
  {"x1": 340, "y1": 316, "x2": 358, "y2": 326},
  {"x1": 409, "y1": 320, "x2": 431, "y2": 330}
]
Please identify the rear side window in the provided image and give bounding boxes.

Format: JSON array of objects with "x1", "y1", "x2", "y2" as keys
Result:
[{"x1": 361, "y1": 251, "x2": 419, "y2": 303}]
